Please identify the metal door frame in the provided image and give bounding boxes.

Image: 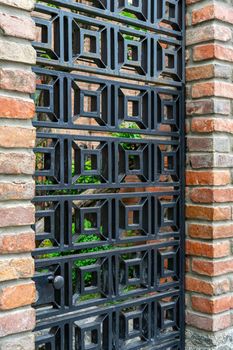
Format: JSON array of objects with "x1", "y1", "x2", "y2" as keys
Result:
[{"x1": 32, "y1": 1, "x2": 185, "y2": 348}]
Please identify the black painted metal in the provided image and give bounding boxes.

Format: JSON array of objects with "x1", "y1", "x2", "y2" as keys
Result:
[{"x1": 32, "y1": 0, "x2": 185, "y2": 348}]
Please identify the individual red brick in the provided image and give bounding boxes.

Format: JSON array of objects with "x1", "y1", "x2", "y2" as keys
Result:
[
  {"x1": 186, "y1": 24, "x2": 231, "y2": 46},
  {"x1": 186, "y1": 100, "x2": 212, "y2": 115},
  {"x1": 0, "y1": 282, "x2": 36, "y2": 310},
  {"x1": 0, "y1": 180, "x2": 35, "y2": 200},
  {"x1": 192, "y1": 3, "x2": 233, "y2": 25},
  {"x1": 186, "y1": 310, "x2": 231, "y2": 331},
  {"x1": 0, "y1": 126, "x2": 35, "y2": 148},
  {"x1": 193, "y1": 44, "x2": 233, "y2": 62},
  {"x1": 186, "y1": 99, "x2": 230, "y2": 116},
  {"x1": 191, "y1": 118, "x2": 233, "y2": 133},
  {"x1": 186, "y1": 205, "x2": 231, "y2": 221},
  {"x1": 0, "y1": 68, "x2": 35, "y2": 93},
  {"x1": 188, "y1": 63, "x2": 232, "y2": 81},
  {"x1": 187, "y1": 137, "x2": 213, "y2": 152},
  {"x1": 189, "y1": 188, "x2": 212, "y2": 203},
  {"x1": 0, "y1": 231, "x2": 35, "y2": 254},
  {"x1": 192, "y1": 82, "x2": 215, "y2": 98},
  {"x1": 186, "y1": 170, "x2": 231, "y2": 186},
  {"x1": 0, "y1": 308, "x2": 35, "y2": 337},
  {"x1": 186, "y1": 240, "x2": 230, "y2": 258},
  {"x1": 189, "y1": 188, "x2": 210, "y2": 203},
  {"x1": 191, "y1": 295, "x2": 232, "y2": 314},
  {"x1": 191, "y1": 4, "x2": 215, "y2": 24},
  {"x1": 0, "y1": 151, "x2": 35, "y2": 175},
  {"x1": 0, "y1": 12, "x2": 35, "y2": 40},
  {"x1": 192, "y1": 258, "x2": 233, "y2": 276},
  {"x1": 186, "y1": 64, "x2": 214, "y2": 81},
  {"x1": 0, "y1": 39, "x2": 36, "y2": 64},
  {"x1": 188, "y1": 223, "x2": 233, "y2": 239},
  {"x1": 190, "y1": 187, "x2": 233, "y2": 203},
  {"x1": 0, "y1": 257, "x2": 34, "y2": 282},
  {"x1": 189, "y1": 154, "x2": 213, "y2": 169},
  {"x1": 192, "y1": 82, "x2": 233, "y2": 99},
  {"x1": 186, "y1": 276, "x2": 230, "y2": 295},
  {"x1": 191, "y1": 118, "x2": 214, "y2": 132},
  {"x1": 0, "y1": 96, "x2": 34, "y2": 119},
  {"x1": 0, "y1": 204, "x2": 35, "y2": 227}
]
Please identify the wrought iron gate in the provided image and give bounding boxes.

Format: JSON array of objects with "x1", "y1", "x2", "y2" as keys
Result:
[{"x1": 32, "y1": 1, "x2": 185, "y2": 349}]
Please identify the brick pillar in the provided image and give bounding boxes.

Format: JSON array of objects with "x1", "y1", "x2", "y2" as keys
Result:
[
  {"x1": 0, "y1": 0, "x2": 36, "y2": 349},
  {"x1": 186, "y1": 0, "x2": 233, "y2": 348}
]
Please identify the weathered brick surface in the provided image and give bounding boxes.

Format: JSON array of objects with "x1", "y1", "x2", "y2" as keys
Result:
[
  {"x1": 0, "y1": 96, "x2": 35, "y2": 119},
  {"x1": 187, "y1": 64, "x2": 232, "y2": 81},
  {"x1": 187, "y1": 136, "x2": 213, "y2": 152},
  {"x1": 192, "y1": 3, "x2": 233, "y2": 25},
  {"x1": 186, "y1": 310, "x2": 231, "y2": 331},
  {"x1": 186, "y1": 64, "x2": 215, "y2": 81},
  {"x1": 186, "y1": 276, "x2": 230, "y2": 295},
  {"x1": 0, "y1": 333, "x2": 35, "y2": 350},
  {"x1": 0, "y1": 281, "x2": 35, "y2": 310},
  {"x1": 192, "y1": 258, "x2": 233, "y2": 277},
  {"x1": 0, "y1": 257, "x2": 34, "y2": 282},
  {"x1": 0, "y1": 0, "x2": 36, "y2": 346},
  {"x1": 0, "y1": 308, "x2": 35, "y2": 337},
  {"x1": 186, "y1": 0, "x2": 233, "y2": 346},
  {"x1": 188, "y1": 223, "x2": 233, "y2": 239},
  {"x1": 186, "y1": 240, "x2": 230, "y2": 258},
  {"x1": 191, "y1": 117, "x2": 233, "y2": 133},
  {"x1": 186, "y1": 98, "x2": 230, "y2": 115},
  {"x1": 0, "y1": 126, "x2": 35, "y2": 148},
  {"x1": 0, "y1": 231, "x2": 35, "y2": 254},
  {"x1": 0, "y1": 204, "x2": 35, "y2": 228},
  {"x1": 0, "y1": 12, "x2": 35, "y2": 40},
  {"x1": 186, "y1": 204, "x2": 231, "y2": 221},
  {"x1": 0, "y1": 151, "x2": 35, "y2": 175},
  {"x1": 187, "y1": 136, "x2": 229, "y2": 152},
  {"x1": 193, "y1": 44, "x2": 233, "y2": 62},
  {"x1": 0, "y1": 68, "x2": 35, "y2": 93},
  {"x1": 189, "y1": 153, "x2": 214, "y2": 168},
  {"x1": 191, "y1": 295, "x2": 232, "y2": 314},
  {"x1": 0, "y1": 180, "x2": 35, "y2": 201},
  {"x1": 186, "y1": 24, "x2": 232, "y2": 45},
  {"x1": 186, "y1": 170, "x2": 231, "y2": 185},
  {"x1": 0, "y1": 38, "x2": 36, "y2": 64},
  {"x1": 0, "y1": 0, "x2": 34, "y2": 11}
]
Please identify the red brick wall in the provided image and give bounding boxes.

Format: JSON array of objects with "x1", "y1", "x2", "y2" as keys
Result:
[
  {"x1": 0, "y1": 0, "x2": 36, "y2": 348},
  {"x1": 186, "y1": 0, "x2": 233, "y2": 346}
]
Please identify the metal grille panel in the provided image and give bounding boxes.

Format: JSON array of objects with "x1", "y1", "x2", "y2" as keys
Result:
[{"x1": 32, "y1": 1, "x2": 185, "y2": 349}]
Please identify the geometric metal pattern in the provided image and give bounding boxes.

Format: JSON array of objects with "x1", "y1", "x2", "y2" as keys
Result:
[
  {"x1": 34, "y1": 192, "x2": 180, "y2": 255},
  {"x1": 35, "y1": 133, "x2": 180, "y2": 190},
  {"x1": 35, "y1": 293, "x2": 181, "y2": 350},
  {"x1": 33, "y1": 3, "x2": 183, "y2": 84},
  {"x1": 34, "y1": 242, "x2": 180, "y2": 319},
  {"x1": 32, "y1": 0, "x2": 185, "y2": 349},
  {"x1": 34, "y1": 67, "x2": 182, "y2": 134}
]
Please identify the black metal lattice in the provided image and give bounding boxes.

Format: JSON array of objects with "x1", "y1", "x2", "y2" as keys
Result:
[{"x1": 32, "y1": 1, "x2": 185, "y2": 349}]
